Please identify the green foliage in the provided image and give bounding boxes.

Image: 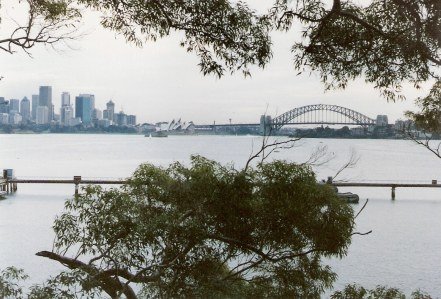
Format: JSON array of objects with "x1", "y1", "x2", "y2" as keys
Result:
[
  {"x1": 38, "y1": 155, "x2": 355, "y2": 298},
  {"x1": 3, "y1": 0, "x2": 439, "y2": 98},
  {"x1": 32, "y1": 0, "x2": 78, "y2": 20},
  {"x1": 75, "y1": 0, "x2": 272, "y2": 77},
  {"x1": 27, "y1": 270, "x2": 101, "y2": 298},
  {"x1": 60, "y1": 0, "x2": 441, "y2": 93},
  {"x1": 0, "y1": 267, "x2": 28, "y2": 299},
  {"x1": 406, "y1": 80, "x2": 441, "y2": 133},
  {"x1": 331, "y1": 284, "x2": 433, "y2": 299},
  {"x1": 271, "y1": 0, "x2": 440, "y2": 101}
]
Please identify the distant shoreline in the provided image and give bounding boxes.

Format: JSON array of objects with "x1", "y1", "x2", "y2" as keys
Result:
[{"x1": 0, "y1": 131, "x2": 436, "y2": 140}]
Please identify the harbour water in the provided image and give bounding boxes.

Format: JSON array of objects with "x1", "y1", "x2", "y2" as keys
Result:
[{"x1": 1, "y1": 134, "x2": 441, "y2": 296}]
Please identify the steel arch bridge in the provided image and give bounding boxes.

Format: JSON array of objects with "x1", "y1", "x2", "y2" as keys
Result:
[{"x1": 270, "y1": 104, "x2": 375, "y2": 130}]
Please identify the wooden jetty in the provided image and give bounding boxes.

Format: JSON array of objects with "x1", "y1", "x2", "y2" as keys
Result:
[
  {"x1": 7, "y1": 176, "x2": 127, "y2": 196},
  {"x1": 2, "y1": 170, "x2": 441, "y2": 201},
  {"x1": 1, "y1": 168, "x2": 127, "y2": 197},
  {"x1": 332, "y1": 181, "x2": 441, "y2": 200}
]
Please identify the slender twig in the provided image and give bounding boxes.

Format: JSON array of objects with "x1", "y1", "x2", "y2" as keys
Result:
[{"x1": 355, "y1": 198, "x2": 369, "y2": 219}]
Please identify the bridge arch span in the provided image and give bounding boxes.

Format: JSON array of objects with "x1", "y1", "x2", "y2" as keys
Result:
[{"x1": 270, "y1": 104, "x2": 375, "y2": 130}]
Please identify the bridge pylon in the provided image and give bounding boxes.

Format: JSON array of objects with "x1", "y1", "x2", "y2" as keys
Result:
[{"x1": 259, "y1": 115, "x2": 272, "y2": 136}]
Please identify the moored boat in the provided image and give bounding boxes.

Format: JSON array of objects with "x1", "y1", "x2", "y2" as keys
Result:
[{"x1": 337, "y1": 192, "x2": 360, "y2": 204}]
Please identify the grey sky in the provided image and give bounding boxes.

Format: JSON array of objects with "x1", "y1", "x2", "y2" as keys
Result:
[{"x1": 0, "y1": 1, "x2": 430, "y2": 124}]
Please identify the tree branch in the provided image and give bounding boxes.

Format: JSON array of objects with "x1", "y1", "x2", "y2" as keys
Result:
[{"x1": 36, "y1": 251, "x2": 141, "y2": 299}]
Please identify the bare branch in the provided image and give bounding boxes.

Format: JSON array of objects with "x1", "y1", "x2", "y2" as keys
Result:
[
  {"x1": 301, "y1": 144, "x2": 335, "y2": 167},
  {"x1": 244, "y1": 116, "x2": 301, "y2": 171},
  {"x1": 333, "y1": 148, "x2": 360, "y2": 181},
  {"x1": 405, "y1": 129, "x2": 441, "y2": 159},
  {"x1": 355, "y1": 198, "x2": 369, "y2": 219},
  {"x1": 351, "y1": 230, "x2": 372, "y2": 236},
  {"x1": 0, "y1": 1, "x2": 81, "y2": 55}
]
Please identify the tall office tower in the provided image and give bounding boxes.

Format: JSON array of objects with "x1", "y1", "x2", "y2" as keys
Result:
[
  {"x1": 92, "y1": 108, "x2": 102, "y2": 121},
  {"x1": 61, "y1": 92, "x2": 70, "y2": 106},
  {"x1": 91, "y1": 96, "x2": 95, "y2": 110},
  {"x1": 31, "y1": 95, "x2": 39, "y2": 120},
  {"x1": 60, "y1": 105, "x2": 73, "y2": 125},
  {"x1": 79, "y1": 93, "x2": 95, "y2": 109},
  {"x1": 106, "y1": 100, "x2": 115, "y2": 122},
  {"x1": 75, "y1": 94, "x2": 93, "y2": 124},
  {"x1": 0, "y1": 97, "x2": 9, "y2": 114},
  {"x1": 9, "y1": 99, "x2": 20, "y2": 113},
  {"x1": 115, "y1": 111, "x2": 127, "y2": 126},
  {"x1": 127, "y1": 115, "x2": 137, "y2": 126},
  {"x1": 39, "y1": 86, "x2": 53, "y2": 121},
  {"x1": 20, "y1": 97, "x2": 31, "y2": 121},
  {"x1": 36, "y1": 106, "x2": 49, "y2": 124}
]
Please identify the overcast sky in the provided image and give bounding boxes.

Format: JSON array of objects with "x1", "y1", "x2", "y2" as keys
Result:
[{"x1": 0, "y1": 1, "x2": 432, "y2": 124}]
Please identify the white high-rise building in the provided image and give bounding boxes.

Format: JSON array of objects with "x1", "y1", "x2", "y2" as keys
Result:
[
  {"x1": 60, "y1": 105, "x2": 74, "y2": 125},
  {"x1": 61, "y1": 92, "x2": 70, "y2": 107},
  {"x1": 36, "y1": 106, "x2": 49, "y2": 125},
  {"x1": 105, "y1": 100, "x2": 115, "y2": 122},
  {"x1": 20, "y1": 97, "x2": 31, "y2": 121}
]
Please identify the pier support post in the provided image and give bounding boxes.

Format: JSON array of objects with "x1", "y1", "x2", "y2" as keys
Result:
[
  {"x1": 74, "y1": 176, "x2": 81, "y2": 196},
  {"x1": 391, "y1": 186, "x2": 396, "y2": 200}
]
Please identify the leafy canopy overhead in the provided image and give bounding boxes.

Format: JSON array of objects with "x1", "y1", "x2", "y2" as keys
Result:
[
  {"x1": 34, "y1": 156, "x2": 354, "y2": 298},
  {"x1": 2, "y1": 0, "x2": 440, "y2": 98},
  {"x1": 406, "y1": 80, "x2": 441, "y2": 133}
]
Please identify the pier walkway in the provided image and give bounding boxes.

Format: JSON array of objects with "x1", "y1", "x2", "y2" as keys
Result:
[
  {"x1": 333, "y1": 181, "x2": 441, "y2": 200},
  {"x1": 2, "y1": 174, "x2": 441, "y2": 201}
]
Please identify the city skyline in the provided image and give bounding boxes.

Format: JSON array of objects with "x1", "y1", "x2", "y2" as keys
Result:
[
  {"x1": 0, "y1": 2, "x2": 432, "y2": 125},
  {"x1": 0, "y1": 80, "x2": 426, "y2": 125},
  {"x1": 0, "y1": 87, "x2": 138, "y2": 128},
  {"x1": 2, "y1": 88, "x2": 137, "y2": 120}
]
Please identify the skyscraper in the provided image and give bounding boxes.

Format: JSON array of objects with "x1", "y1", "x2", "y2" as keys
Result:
[
  {"x1": 36, "y1": 106, "x2": 49, "y2": 125},
  {"x1": 20, "y1": 97, "x2": 31, "y2": 121},
  {"x1": 92, "y1": 108, "x2": 102, "y2": 122},
  {"x1": 0, "y1": 97, "x2": 9, "y2": 114},
  {"x1": 79, "y1": 94, "x2": 95, "y2": 105},
  {"x1": 61, "y1": 92, "x2": 70, "y2": 107},
  {"x1": 31, "y1": 95, "x2": 39, "y2": 120},
  {"x1": 127, "y1": 115, "x2": 137, "y2": 126},
  {"x1": 60, "y1": 106, "x2": 73, "y2": 125},
  {"x1": 75, "y1": 95, "x2": 93, "y2": 124},
  {"x1": 60, "y1": 92, "x2": 72, "y2": 125},
  {"x1": 105, "y1": 100, "x2": 115, "y2": 122},
  {"x1": 9, "y1": 99, "x2": 19, "y2": 113},
  {"x1": 39, "y1": 86, "x2": 53, "y2": 121},
  {"x1": 115, "y1": 111, "x2": 127, "y2": 126}
]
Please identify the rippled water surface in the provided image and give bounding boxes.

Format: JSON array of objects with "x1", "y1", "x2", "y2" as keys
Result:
[{"x1": 1, "y1": 134, "x2": 441, "y2": 296}]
